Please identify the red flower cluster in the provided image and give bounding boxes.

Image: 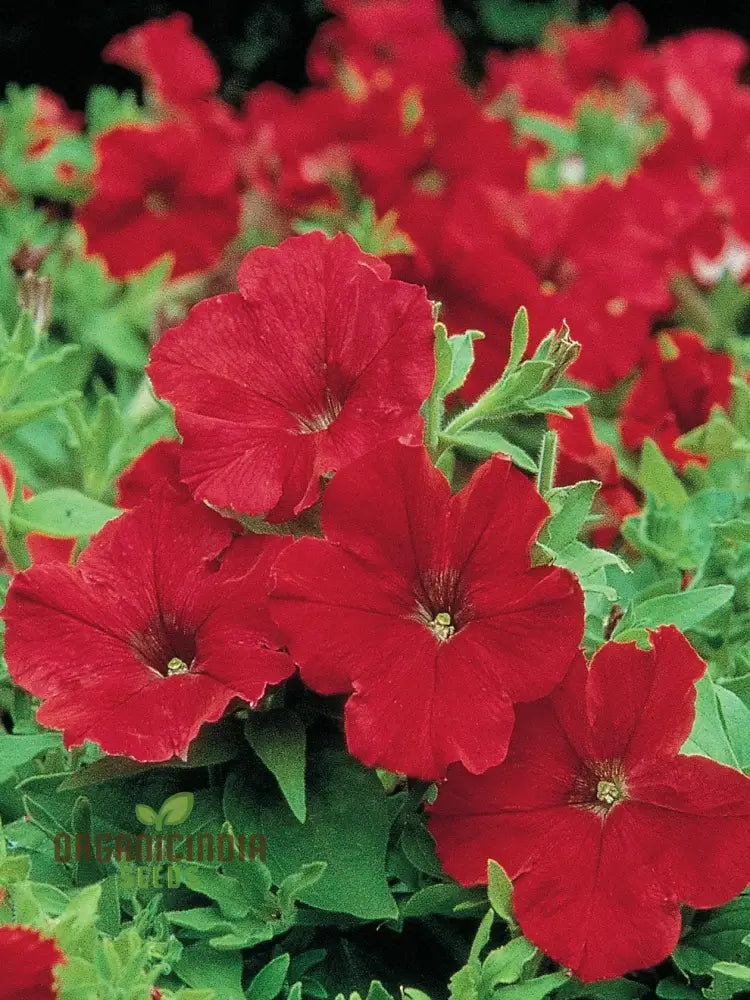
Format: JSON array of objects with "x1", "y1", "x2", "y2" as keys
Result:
[
  {"x1": 67, "y1": 4, "x2": 744, "y2": 474},
  {"x1": 428, "y1": 627, "x2": 750, "y2": 982},
  {"x1": 4, "y1": 227, "x2": 750, "y2": 983},
  {"x1": 0, "y1": 925, "x2": 64, "y2": 999},
  {"x1": 241, "y1": 1, "x2": 748, "y2": 394},
  {"x1": 77, "y1": 12, "x2": 243, "y2": 280}
]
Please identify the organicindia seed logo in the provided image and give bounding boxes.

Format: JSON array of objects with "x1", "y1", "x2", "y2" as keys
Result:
[{"x1": 54, "y1": 791, "x2": 267, "y2": 890}]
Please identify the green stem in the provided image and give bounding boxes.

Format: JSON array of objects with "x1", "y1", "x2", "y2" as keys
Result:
[
  {"x1": 424, "y1": 387, "x2": 443, "y2": 461},
  {"x1": 536, "y1": 430, "x2": 558, "y2": 498},
  {"x1": 671, "y1": 274, "x2": 712, "y2": 333}
]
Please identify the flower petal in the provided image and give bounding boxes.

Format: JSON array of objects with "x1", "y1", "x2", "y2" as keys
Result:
[
  {"x1": 586, "y1": 626, "x2": 706, "y2": 766},
  {"x1": 628, "y1": 754, "x2": 750, "y2": 908}
]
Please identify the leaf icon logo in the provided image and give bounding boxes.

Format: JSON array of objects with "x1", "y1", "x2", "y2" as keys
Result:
[{"x1": 135, "y1": 792, "x2": 194, "y2": 833}]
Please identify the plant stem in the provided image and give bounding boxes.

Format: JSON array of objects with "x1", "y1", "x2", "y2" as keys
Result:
[
  {"x1": 424, "y1": 386, "x2": 443, "y2": 461},
  {"x1": 536, "y1": 430, "x2": 558, "y2": 498}
]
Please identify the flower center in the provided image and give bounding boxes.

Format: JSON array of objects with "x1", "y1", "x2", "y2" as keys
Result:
[
  {"x1": 570, "y1": 759, "x2": 628, "y2": 815},
  {"x1": 538, "y1": 257, "x2": 577, "y2": 296},
  {"x1": 596, "y1": 779, "x2": 624, "y2": 806},
  {"x1": 296, "y1": 389, "x2": 343, "y2": 434},
  {"x1": 131, "y1": 616, "x2": 197, "y2": 677},
  {"x1": 413, "y1": 169, "x2": 446, "y2": 194},
  {"x1": 144, "y1": 188, "x2": 173, "y2": 216},
  {"x1": 166, "y1": 656, "x2": 190, "y2": 675},
  {"x1": 428, "y1": 611, "x2": 455, "y2": 642},
  {"x1": 414, "y1": 568, "x2": 471, "y2": 641}
]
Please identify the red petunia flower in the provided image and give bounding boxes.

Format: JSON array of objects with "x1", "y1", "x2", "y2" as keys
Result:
[
  {"x1": 147, "y1": 231, "x2": 435, "y2": 523},
  {"x1": 440, "y1": 180, "x2": 673, "y2": 398},
  {"x1": 103, "y1": 13, "x2": 219, "y2": 112},
  {"x1": 549, "y1": 4, "x2": 648, "y2": 94},
  {"x1": 240, "y1": 84, "x2": 358, "y2": 216},
  {"x1": 308, "y1": 0, "x2": 463, "y2": 89},
  {"x1": 270, "y1": 441, "x2": 584, "y2": 780},
  {"x1": 428, "y1": 627, "x2": 750, "y2": 982},
  {"x1": 0, "y1": 925, "x2": 65, "y2": 999},
  {"x1": 632, "y1": 29, "x2": 750, "y2": 279},
  {"x1": 116, "y1": 439, "x2": 182, "y2": 508},
  {"x1": 620, "y1": 330, "x2": 733, "y2": 469},
  {"x1": 77, "y1": 122, "x2": 240, "y2": 280},
  {"x1": 0, "y1": 455, "x2": 75, "y2": 573},
  {"x1": 2, "y1": 483, "x2": 294, "y2": 762},
  {"x1": 550, "y1": 408, "x2": 639, "y2": 547}
]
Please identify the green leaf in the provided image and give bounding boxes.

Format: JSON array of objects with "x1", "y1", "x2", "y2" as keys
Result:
[
  {"x1": 247, "y1": 954, "x2": 291, "y2": 1000},
  {"x1": 706, "y1": 962, "x2": 750, "y2": 1000},
  {"x1": 13, "y1": 488, "x2": 119, "y2": 537},
  {"x1": 85, "y1": 86, "x2": 144, "y2": 133},
  {"x1": 224, "y1": 745, "x2": 398, "y2": 920},
  {"x1": 401, "y1": 883, "x2": 484, "y2": 919},
  {"x1": 655, "y1": 977, "x2": 701, "y2": 1000},
  {"x1": 496, "y1": 974, "x2": 570, "y2": 1000},
  {"x1": 0, "y1": 732, "x2": 61, "y2": 781},
  {"x1": 487, "y1": 859, "x2": 515, "y2": 927},
  {"x1": 557, "y1": 979, "x2": 649, "y2": 1000},
  {"x1": 174, "y1": 942, "x2": 244, "y2": 999},
  {"x1": 245, "y1": 710, "x2": 307, "y2": 823},
  {"x1": 433, "y1": 323, "x2": 485, "y2": 400},
  {"x1": 638, "y1": 439, "x2": 689, "y2": 509},
  {"x1": 525, "y1": 386, "x2": 591, "y2": 414},
  {"x1": 540, "y1": 481, "x2": 601, "y2": 552},
  {"x1": 682, "y1": 676, "x2": 750, "y2": 770},
  {"x1": 614, "y1": 585, "x2": 735, "y2": 639},
  {"x1": 158, "y1": 791, "x2": 195, "y2": 828},
  {"x1": 442, "y1": 428, "x2": 537, "y2": 472},
  {"x1": 399, "y1": 818, "x2": 444, "y2": 878},
  {"x1": 0, "y1": 391, "x2": 81, "y2": 437},
  {"x1": 506, "y1": 307, "x2": 529, "y2": 375},
  {"x1": 480, "y1": 936, "x2": 537, "y2": 990},
  {"x1": 277, "y1": 861, "x2": 328, "y2": 912},
  {"x1": 479, "y1": 0, "x2": 576, "y2": 43},
  {"x1": 674, "y1": 892, "x2": 750, "y2": 975}
]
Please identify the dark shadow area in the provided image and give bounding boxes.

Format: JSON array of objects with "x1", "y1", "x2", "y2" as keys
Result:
[{"x1": 1, "y1": 0, "x2": 748, "y2": 109}]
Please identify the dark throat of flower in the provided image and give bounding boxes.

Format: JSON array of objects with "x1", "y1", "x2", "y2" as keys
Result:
[
  {"x1": 538, "y1": 256, "x2": 577, "y2": 297},
  {"x1": 144, "y1": 180, "x2": 177, "y2": 217},
  {"x1": 295, "y1": 386, "x2": 343, "y2": 435},
  {"x1": 131, "y1": 616, "x2": 197, "y2": 677},
  {"x1": 571, "y1": 759, "x2": 628, "y2": 816},
  {"x1": 413, "y1": 568, "x2": 470, "y2": 642}
]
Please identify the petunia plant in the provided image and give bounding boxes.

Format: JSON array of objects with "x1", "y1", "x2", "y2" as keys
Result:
[{"x1": 0, "y1": 4, "x2": 748, "y2": 1000}]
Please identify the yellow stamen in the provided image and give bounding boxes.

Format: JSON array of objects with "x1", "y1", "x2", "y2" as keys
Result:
[{"x1": 430, "y1": 611, "x2": 455, "y2": 641}]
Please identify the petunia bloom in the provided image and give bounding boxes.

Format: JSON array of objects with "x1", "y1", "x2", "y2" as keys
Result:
[
  {"x1": 116, "y1": 439, "x2": 182, "y2": 508},
  {"x1": 270, "y1": 441, "x2": 584, "y2": 780},
  {"x1": 620, "y1": 330, "x2": 733, "y2": 469},
  {"x1": 77, "y1": 122, "x2": 240, "y2": 280},
  {"x1": 103, "y1": 13, "x2": 219, "y2": 113},
  {"x1": 0, "y1": 925, "x2": 64, "y2": 999},
  {"x1": 2, "y1": 483, "x2": 294, "y2": 762},
  {"x1": 147, "y1": 231, "x2": 436, "y2": 523},
  {"x1": 428, "y1": 627, "x2": 750, "y2": 982}
]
